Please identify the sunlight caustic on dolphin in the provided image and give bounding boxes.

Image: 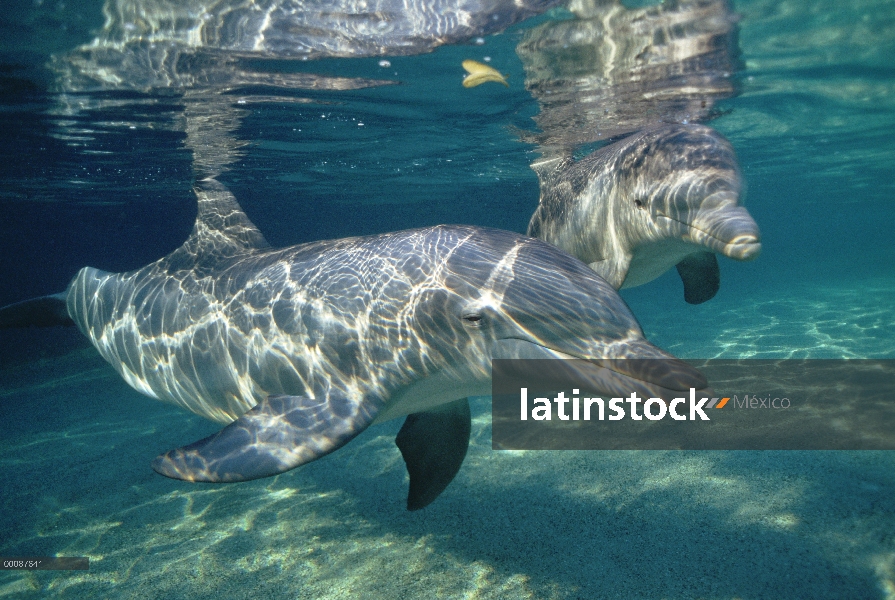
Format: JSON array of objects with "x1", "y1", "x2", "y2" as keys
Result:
[{"x1": 0, "y1": 179, "x2": 707, "y2": 510}]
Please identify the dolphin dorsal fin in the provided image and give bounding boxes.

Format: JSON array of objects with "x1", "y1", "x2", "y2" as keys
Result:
[
  {"x1": 165, "y1": 179, "x2": 270, "y2": 273},
  {"x1": 530, "y1": 151, "x2": 575, "y2": 201}
]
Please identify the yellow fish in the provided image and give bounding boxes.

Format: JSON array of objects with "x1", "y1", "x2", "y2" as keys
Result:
[{"x1": 462, "y1": 59, "x2": 509, "y2": 88}]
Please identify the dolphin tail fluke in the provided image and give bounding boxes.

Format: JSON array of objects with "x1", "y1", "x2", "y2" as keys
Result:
[
  {"x1": 0, "y1": 293, "x2": 73, "y2": 328},
  {"x1": 152, "y1": 393, "x2": 380, "y2": 482},
  {"x1": 676, "y1": 251, "x2": 721, "y2": 304},
  {"x1": 396, "y1": 398, "x2": 471, "y2": 511}
]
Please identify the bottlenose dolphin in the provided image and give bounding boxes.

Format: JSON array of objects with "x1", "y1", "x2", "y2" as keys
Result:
[
  {"x1": 0, "y1": 180, "x2": 707, "y2": 509},
  {"x1": 528, "y1": 124, "x2": 761, "y2": 304}
]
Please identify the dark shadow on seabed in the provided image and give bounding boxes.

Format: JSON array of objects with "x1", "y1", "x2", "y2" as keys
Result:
[{"x1": 1, "y1": 353, "x2": 893, "y2": 598}]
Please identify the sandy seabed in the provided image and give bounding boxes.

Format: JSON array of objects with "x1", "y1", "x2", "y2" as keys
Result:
[{"x1": 1, "y1": 280, "x2": 894, "y2": 599}]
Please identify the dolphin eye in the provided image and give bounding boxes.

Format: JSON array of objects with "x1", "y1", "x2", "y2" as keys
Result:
[
  {"x1": 462, "y1": 313, "x2": 483, "y2": 326},
  {"x1": 634, "y1": 198, "x2": 646, "y2": 210}
]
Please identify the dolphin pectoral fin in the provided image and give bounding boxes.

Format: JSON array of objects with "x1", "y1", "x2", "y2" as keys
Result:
[
  {"x1": 395, "y1": 398, "x2": 472, "y2": 511},
  {"x1": 0, "y1": 293, "x2": 73, "y2": 328},
  {"x1": 152, "y1": 393, "x2": 380, "y2": 483},
  {"x1": 676, "y1": 252, "x2": 721, "y2": 304}
]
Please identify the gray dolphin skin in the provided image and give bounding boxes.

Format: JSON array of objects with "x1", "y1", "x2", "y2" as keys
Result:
[
  {"x1": 528, "y1": 124, "x2": 762, "y2": 304},
  {"x1": 0, "y1": 179, "x2": 708, "y2": 510}
]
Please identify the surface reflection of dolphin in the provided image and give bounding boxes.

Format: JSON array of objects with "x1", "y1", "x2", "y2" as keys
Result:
[
  {"x1": 517, "y1": 0, "x2": 760, "y2": 303},
  {"x1": 47, "y1": 0, "x2": 563, "y2": 180},
  {"x1": 51, "y1": 0, "x2": 561, "y2": 93},
  {"x1": 0, "y1": 179, "x2": 707, "y2": 510}
]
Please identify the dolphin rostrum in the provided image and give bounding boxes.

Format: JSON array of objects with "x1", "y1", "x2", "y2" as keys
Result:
[
  {"x1": 0, "y1": 179, "x2": 708, "y2": 509},
  {"x1": 528, "y1": 124, "x2": 761, "y2": 304}
]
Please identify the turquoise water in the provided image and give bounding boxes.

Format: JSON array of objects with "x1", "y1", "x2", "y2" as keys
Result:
[{"x1": 1, "y1": 0, "x2": 894, "y2": 597}]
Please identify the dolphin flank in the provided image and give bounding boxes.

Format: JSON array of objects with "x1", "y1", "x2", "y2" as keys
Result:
[{"x1": 0, "y1": 179, "x2": 708, "y2": 509}]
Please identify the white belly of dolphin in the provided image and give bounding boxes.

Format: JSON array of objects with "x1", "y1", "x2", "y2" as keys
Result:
[
  {"x1": 374, "y1": 371, "x2": 490, "y2": 424},
  {"x1": 620, "y1": 237, "x2": 699, "y2": 288}
]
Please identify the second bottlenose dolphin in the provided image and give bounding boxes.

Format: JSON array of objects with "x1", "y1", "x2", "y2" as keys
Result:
[{"x1": 528, "y1": 124, "x2": 761, "y2": 304}]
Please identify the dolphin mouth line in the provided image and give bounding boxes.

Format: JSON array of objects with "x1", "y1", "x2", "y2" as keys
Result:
[
  {"x1": 502, "y1": 337, "x2": 583, "y2": 360},
  {"x1": 655, "y1": 213, "x2": 761, "y2": 248},
  {"x1": 497, "y1": 338, "x2": 709, "y2": 394},
  {"x1": 501, "y1": 338, "x2": 652, "y2": 384}
]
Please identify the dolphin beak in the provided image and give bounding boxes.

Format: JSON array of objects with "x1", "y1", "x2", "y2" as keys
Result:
[
  {"x1": 592, "y1": 355, "x2": 706, "y2": 392},
  {"x1": 687, "y1": 193, "x2": 761, "y2": 261},
  {"x1": 494, "y1": 340, "x2": 711, "y2": 402},
  {"x1": 587, "y1": 339, "x2": 709, "y2": 395}
]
